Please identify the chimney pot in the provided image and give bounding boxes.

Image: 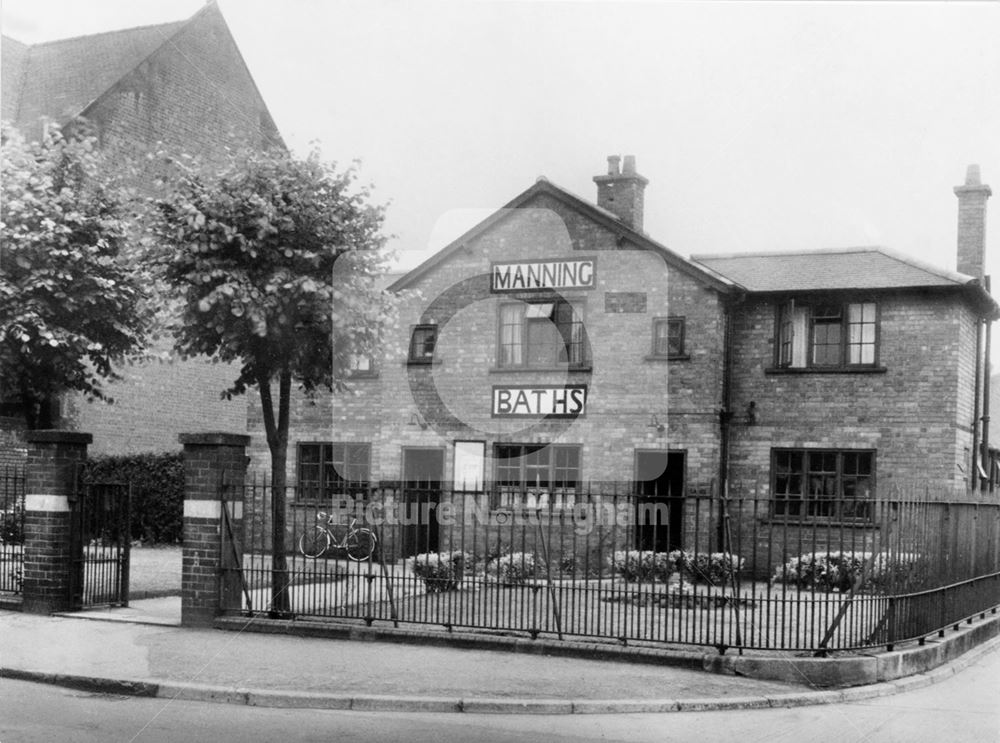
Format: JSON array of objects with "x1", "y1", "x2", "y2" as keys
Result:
[
  {"x1": 607, "y1": 155, "x2": 621, "y2": 175},
  {"x1": 623, "y1": 155, "x2": 636, "y2": 175},
  {"x1": 965, "y1": 164, "x2": 982, "y2": 186}
]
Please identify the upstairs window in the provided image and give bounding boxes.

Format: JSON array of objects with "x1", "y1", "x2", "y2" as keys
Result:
[
  {"x1": 408, "y1": 324, "x2": 437, "y2": 363},
  {"x1": 498, "y1": 300, "x2": 588, "y2": 369},
  {"x1": 651, "y1": 317, "x2": 685, "y2": 358},
  {"x1": 772, "y1": 448, "x2": 874, "y2": 521},
  {"x1": 777, "y1": 300, "x2": 878, "y2": 369},
  {"x1": 348, "y1": 354, "x2": 376, "y2": 377}
]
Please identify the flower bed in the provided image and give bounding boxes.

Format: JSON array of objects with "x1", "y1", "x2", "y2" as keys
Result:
[
  {"x1": 405, "y1": 550, "x2": 471, "y2": 592},
  {"x1": 607, "y1": 549, "x2": 744, "y2": 585},
  {"x1": 771, "y1": 551, "x2": 929, "y2": 593}
]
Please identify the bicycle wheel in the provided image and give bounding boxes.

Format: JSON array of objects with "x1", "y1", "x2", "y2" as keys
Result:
[
  {"x1": 298, "y1": 527, "x2": 331, "y2": 559},
  {"x1": 345, "y1": 528, "x2": 376, "y2": 561}
]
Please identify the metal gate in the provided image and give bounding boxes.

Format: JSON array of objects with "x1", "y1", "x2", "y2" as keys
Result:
[
  {"x1": 69, "y1": 475, "x2": 131, "y2": 609},
  {"x1": 0, "y1": 466, "x2": 25, "y2": 597}
]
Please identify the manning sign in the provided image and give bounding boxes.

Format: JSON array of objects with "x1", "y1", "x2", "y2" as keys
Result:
[{"x1": 491, "y1": 258, "x2": 596, "y2": 292}]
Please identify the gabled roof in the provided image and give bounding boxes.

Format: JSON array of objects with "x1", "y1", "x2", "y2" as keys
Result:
[
  {"x1": 3, "y1": 20, "x2": 186, "y2": 140},
  {"x1": 1, "y1": 2, "x2": 279, "y2": 148},
  {"x1": 389, "y1": 177, "x2": 734, "y2": 294},
  {"x1": 692, "y1": 247, "x2": 998, "y2": 317}
]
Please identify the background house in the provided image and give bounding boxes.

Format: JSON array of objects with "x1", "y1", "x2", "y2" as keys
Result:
[{"x1": 1, "y1": 2, "x2": 281, "y2": 460}]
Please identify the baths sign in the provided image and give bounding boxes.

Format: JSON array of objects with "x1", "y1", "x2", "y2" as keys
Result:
[{"x1": 492, "y1": 385, "x2": 588, "y2": 418}]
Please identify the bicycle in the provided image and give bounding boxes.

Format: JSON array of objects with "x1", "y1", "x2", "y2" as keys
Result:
[{"x1": 298, "y1": 513, "x2": 377, "y2": 561}]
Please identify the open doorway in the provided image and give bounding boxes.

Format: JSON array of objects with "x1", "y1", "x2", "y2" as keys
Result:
[
  {"x1": 401, "y1": 448, "x2": 444, "y2": 557},
  {"x1": 634, "y1": 450, "x2": 684, "y2": 552}
]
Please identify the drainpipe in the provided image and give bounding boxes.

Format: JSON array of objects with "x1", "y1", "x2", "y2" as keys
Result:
[
  {"x1": 981, "y1": 277, "x2": 992, "y2": 490},
  {"x1": 717, "y1": 295, "x2": 736, "y2": 550},
  {"x1": 972, "y1": 318, "x2": 982, "y2": 491}
]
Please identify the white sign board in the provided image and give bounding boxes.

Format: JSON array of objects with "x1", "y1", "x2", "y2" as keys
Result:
[
  {"x1": 491, "y1": 258, "x2": 596, "y2": 292},
  {"x1": 491, "y1": 385, "x2": 587, "y2": 418}
]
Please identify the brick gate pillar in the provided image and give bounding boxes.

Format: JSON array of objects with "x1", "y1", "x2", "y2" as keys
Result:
[
  {"x1": 21, "y1": 431, "x2": 91, "y2": 615},
  {"x1": 179, "y1": 432, "x2": 249, "y2": 627}
]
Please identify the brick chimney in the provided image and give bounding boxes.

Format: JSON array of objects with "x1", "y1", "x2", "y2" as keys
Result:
[
  {"x1": 594, "y1": 154, "x2": 648, "y2": 232},
  {"x1": 954, "y1": 164, "x2": 991, "y2": 280}
]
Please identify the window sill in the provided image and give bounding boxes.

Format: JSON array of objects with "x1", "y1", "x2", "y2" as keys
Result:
[
  {"x1": 764, "y1": 366, "x2": 887, "y2": 375},
  {"x1": 645, "y1": 354, "x2": 690, "y2": 362},
  {"x1": 405, "y1": 358, "x2": 442, "y2": 367},
  {"x1": 347, "y1": 372, "x2": 379, "y2": 380},
  {"x1": 489, "y1": 365, "x2": 592, "y2": 374}
]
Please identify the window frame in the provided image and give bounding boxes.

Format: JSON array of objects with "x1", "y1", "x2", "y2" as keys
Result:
[
  {"x1": 496, "y1": 298, "x2": 589, "y2": 370},
  {"x1": 650, "y1": 316, "x2": 687, "y2": 359},
  {"x1": 408, "y1": 324, "x2": 438, "y2": 365},
  {"x1": 770, "y1": 447, "x2": 876, "y2": 522},
  {"x1": 296, "y1": 441, "x2": 371, "y2": 503},
  {"x1": 347, "y1": 353, "x2": 378, "y2": 378},
  {"x1": 492, "y1": 443, "x2": 582, "y2": 510},
  {"x1": 774, "y1": 298, "x2": 880, "y2": 371}
]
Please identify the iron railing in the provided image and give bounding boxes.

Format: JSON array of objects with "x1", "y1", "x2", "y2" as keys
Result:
[
  {"x1": 0, "y1": 466, "x2": 25, "y2": 596},
  {"x1": 226, "y1": 477, "x2": 1000, "y2": 653},
  {"x1": 69, "y1": 476, "x2": 132, "y2": 609}
]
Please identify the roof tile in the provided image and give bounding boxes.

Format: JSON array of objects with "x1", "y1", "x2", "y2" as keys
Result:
[
  {"x1": 691, "y1": 248, "x2": 974, "y2": 292},
  {"x1": 3, "y1": 21, "x2": 185, "y2": 140}
]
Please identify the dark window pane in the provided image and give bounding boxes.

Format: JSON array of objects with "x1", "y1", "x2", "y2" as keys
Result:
[{"x1": 409, "y1": 325, "x2": 437, "y2": 361}]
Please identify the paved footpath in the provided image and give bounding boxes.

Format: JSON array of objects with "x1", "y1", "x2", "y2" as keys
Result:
[{"x1": 1, "y1": 598, "x2": 997, "y2": 714}]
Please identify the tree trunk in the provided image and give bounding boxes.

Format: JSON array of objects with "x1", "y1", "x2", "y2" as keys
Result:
[{"x1": 258, "y1": 369, "x2": 292, "y2": 616}]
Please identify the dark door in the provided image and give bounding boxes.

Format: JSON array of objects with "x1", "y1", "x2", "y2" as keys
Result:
[
  {"x1": 402, "y1": 448, "x2": 444, "y2": 557},
  {"x1": 634, "y1": 451, "x2": 684, "y2": 552}
]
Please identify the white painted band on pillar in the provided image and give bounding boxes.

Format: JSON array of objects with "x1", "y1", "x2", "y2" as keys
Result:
[
  {"x1": 183, "y1": 500, "x2": 243, "y2": 520},
  {"x1": 24, "y1": 494, "x2": 71, "y2": 512}
]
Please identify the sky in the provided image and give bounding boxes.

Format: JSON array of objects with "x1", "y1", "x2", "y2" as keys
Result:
[{"x1": 2, "y1": 1, "x2": 998, "y2": 287}]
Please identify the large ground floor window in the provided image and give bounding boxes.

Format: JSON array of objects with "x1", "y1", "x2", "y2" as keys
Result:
[
  {"x1": 771, "y1": 448, "x2": 874, "y2": 520},
  {"x1": 493, "y1": 443, "x2": 581, "y2": 509},
  {"x1": 297, "y1": 442, "x2": 371, "y2": 502}
]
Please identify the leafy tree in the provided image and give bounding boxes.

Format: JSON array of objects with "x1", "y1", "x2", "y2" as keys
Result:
[
  {"x1": 0, "y1": 122, "x2": 153, "y2": 428},
  {"x1": 151, "y1": 146, "x2": 395, "y2": 614}
]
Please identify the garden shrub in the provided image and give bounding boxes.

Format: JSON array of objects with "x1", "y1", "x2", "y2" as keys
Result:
[
  {"x1": 609, "y1": 550, "x2": 744, "y2": 584},
  {"x1": 83, "y1": 453, "x2": 184, "y2": 544},
  {"x1": 675, "y1": 551, "x2": 745, "y2": 585},
  {"x1": 608, "y1": 550, "x2": 676, "y2": 582},
  {"x1": 405, "y1": 551, "x2": 470, "y2": 592},
  {"x1": 771, "y1": 551, "x2": 928, "y2": 593},
  {"x1": 485, "y1": 551, "x2": 538, "y2": 585}
]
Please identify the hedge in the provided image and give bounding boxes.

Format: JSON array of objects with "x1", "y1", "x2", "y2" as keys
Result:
[{"x1": 83, "y1": 453, "x2": 184, "y2": 544}]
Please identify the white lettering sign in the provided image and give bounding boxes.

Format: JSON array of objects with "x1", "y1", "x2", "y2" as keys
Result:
[
  {"x1": 491, "y1": 385, "x2": 587, "y2": 418},
  {"x1": 491, "y1": 258, "x2": 596, "y2": 292}
]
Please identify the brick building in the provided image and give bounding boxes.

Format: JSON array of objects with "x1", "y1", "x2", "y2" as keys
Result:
[
  {"x1": 1, "y1": 2, "x2": 280, "y2": 460},
  {"x1": 256, "y1": 156, "x2": 997, "y2": 555}
]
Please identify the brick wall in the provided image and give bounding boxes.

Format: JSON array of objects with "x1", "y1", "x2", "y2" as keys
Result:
[
  {"x1": 256, "y1": 192, "x2": 726, "y2": 498},
  {"x1": 66, "y1": 337, "x2": 247, "y2": 457},
  {"x1": 85, "y1": 3, "x2": 279, "y2": 160},
  {"x1": 727, "y1": 291, "x2": 976, "y2": 497}
]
